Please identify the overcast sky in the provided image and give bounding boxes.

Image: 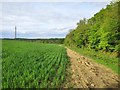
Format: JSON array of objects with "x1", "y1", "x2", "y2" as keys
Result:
[{"x1": 1, "y1": 0, "x2": 112, "y2": 39}]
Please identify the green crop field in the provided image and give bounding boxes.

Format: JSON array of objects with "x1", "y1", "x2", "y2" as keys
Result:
[{"x1": 2, "y1": 40, "x2": 69, "y2": 88}]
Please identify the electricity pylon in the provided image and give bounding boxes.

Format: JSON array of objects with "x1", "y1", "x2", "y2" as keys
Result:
[{"x1": 15, "y1": 26, "x2": 17, "y2": 39}]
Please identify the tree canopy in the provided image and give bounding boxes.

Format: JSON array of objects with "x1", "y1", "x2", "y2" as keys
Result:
[{"x1": 64, "y1": 1, "x2": 120, "y2": 54}]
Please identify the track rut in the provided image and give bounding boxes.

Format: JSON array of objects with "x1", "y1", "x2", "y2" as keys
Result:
[{"x1": 64, "y1": 48, "x2": 119, "y2": 88}]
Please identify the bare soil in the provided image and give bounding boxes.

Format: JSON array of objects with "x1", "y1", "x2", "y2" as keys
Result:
[{"x1": 64, "y1": 48, "x2": 119, "y2": 88}]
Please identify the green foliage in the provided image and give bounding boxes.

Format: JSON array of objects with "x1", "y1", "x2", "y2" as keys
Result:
[
  {"x1": 2, "y1": 40, "x2": 69, "y2": 88},
  {"x1": 64, "y1": 1, "x2": 120, "y2": 54}
]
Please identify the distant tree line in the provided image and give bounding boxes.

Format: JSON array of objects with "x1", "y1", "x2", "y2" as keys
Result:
[
  {"x1": 31, "y1": 38, "x2": 64, "y2": 44},
  {"x1": 2, "y1": 38, "x2": 64, "y2": 44},
  {"x1": 64, "y1": 1, "x2": 120, "y2": 56}
]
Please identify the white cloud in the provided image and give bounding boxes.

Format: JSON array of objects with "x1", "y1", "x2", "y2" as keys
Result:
[
  {"x1": 1, "y1": 2, "x2": 110, "y2": 38},
  {"x1": 1, "y1": 0, "x2": 112, "y2": 2}
]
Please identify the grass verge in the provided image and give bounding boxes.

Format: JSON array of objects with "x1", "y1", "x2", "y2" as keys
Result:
[{"x1": 67, "y1": 46, "x2": 119, "y2": 74}]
